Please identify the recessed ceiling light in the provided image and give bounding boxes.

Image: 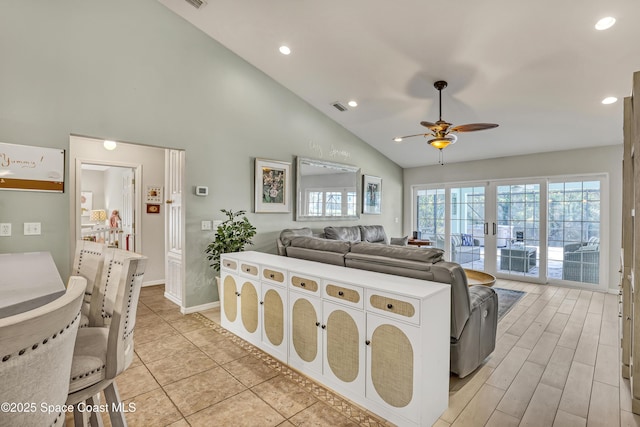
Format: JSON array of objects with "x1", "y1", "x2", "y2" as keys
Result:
[
  {"x1": 103, "y1": 140, "x2": 117, "y2": 150},
  {"x1": 393, "y1": 137, "x2": 403, "y2": 142},
  {"x1": 595, "y1": 16, "x2": 616, "y2": 30},
  {"x1": 602, "y1": 96, "x2": 618, "y2": 105},
  {"x1": 279, "y1": 45, "x2": 291, "y2": 55},
  {"x1": 348, "y1": 100, "x2": 358, "y2": 108}
]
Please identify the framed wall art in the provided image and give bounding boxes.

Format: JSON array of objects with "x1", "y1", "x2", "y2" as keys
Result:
[
  {"x1": 255, "y1": 158, "x2": 291, "y2": 213},
  {"x1": 145, "y1": 185, "x2": 163, "y2": 204},
  {"x1": 0, "y1": 142, "x2": 65, "y2": 192},
  {"x1": 146, "y1": 204, "x2": 160, "y2": 214},
  {"x1": 362, "y1": 175, "x2": 382, "y2": 214}
]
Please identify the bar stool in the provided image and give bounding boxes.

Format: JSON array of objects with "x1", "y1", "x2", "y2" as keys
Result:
[{"x1": 0, "y1": 277, "x2": 86, "y2": 426}]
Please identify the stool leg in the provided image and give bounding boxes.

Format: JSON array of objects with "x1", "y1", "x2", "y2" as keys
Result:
[{"x1": 104, "y1": 382, "x2": 127, "y2": 427}]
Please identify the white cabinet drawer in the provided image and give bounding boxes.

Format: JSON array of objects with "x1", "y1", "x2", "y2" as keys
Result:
[
  {"x1": 322, "y1": 280, "x2": 363, "y2": 309},
  {"x1": 366, "y1": 290, "x2": 420, "y2": 325},
  {"x1": 289, "y1": 272, "x2": 321, "y2": 296},
  {"x1": 239, "y1": 261, "x2": 260, "y2": 278},
  {"x1": 262, "y1": 266, "x2": 287, "y2": 285},
  {"x1": 220, "y1": 256, "x2": 238, "y2": 273}
]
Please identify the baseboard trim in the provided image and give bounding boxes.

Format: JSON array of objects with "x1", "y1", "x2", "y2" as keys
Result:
[
  {"x1": 181, "y1": 301, "x2": 220, "y2": 315},
  {"x1": 143, "y1": 279, "x2": 165, "y2": 287},
  {"x1": 164, "y1": 292, "x2": 182, "y2": 307}
]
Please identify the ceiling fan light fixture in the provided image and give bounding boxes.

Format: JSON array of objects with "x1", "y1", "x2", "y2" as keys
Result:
[
  {"x1": 595, "y1": 17, "x2": 616, "y2": 30},
  {"x1": 428, "y1": 135, "x2": 456, "y2": 150}
]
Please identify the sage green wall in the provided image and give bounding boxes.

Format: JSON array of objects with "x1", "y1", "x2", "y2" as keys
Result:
[{"x1": 0, "y1": 1, "x2": 403, "y2": 308}]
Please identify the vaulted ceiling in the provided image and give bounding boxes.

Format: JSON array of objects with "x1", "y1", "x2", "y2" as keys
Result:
[{"x1": 159, "y1": 0, "x2": 640, "y2": 167}]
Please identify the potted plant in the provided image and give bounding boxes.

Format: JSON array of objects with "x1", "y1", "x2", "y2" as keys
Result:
[{"x1": 205, "y1": 209, "x2": 257, "y2": 275}]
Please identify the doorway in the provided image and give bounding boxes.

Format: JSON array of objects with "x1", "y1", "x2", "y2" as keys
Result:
[
  {"x1": 69, "y1": 135, "x2": 186, "y2": 306},
  {"x1": 78, "y1": 162, "x2": 138, "y2": 252}
]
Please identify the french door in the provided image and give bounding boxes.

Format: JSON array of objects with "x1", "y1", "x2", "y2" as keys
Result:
[
  {"x1": 413, "y1": 175, "x2": 606, "y2": 289},
  {"x1": 493, "y1": 181, "x2": 545, "y2": 282}
]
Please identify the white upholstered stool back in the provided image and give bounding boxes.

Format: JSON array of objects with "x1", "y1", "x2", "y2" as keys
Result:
[
  {"x1": 67, "y1": 254, "x2": 147, "y2": 426},
  {"x1": 0, "y1": 276, "x2": 86, "y2": 427},
  {"x1": 72, "y1": 240, "x2": 107, "y2": 327},
  {"x1": 88, "y1": 247, "x2": 145, "y2": 328}
]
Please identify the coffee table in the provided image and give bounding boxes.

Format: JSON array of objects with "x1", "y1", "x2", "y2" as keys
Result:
[{"x1": 500, "y1": 246, "x2": 537, "y2": 273}]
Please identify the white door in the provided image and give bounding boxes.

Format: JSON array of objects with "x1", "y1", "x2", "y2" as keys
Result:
[
  {"x1": 121, "y1": 168, "x2": 135, "y2": 251},
  {"x1": 164, "y1": 149, "x2": 185, "y2": 306}
]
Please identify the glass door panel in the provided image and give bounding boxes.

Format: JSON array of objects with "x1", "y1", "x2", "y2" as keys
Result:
[
  {"x1": 450, "y1": 186, "x2": 485, "y2": 270},
  {"x1": 548, "y1": 180, "x2": 601, "y2": 284},
  {"x1": 496, "y1": 183, "x2": 541, "y2": 279},
  {"x1": 416, "y1": 188, "x2": 445, "y2": 250}
]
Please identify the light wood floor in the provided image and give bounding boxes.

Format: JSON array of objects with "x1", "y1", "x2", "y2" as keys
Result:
[{"x1": 436, "y1": 279, "x2": 639, "y2": 427}]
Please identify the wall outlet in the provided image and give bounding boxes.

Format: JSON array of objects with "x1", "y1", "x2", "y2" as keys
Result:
[
  {"x1": 0, "y1": 223, "x2": 11, "y2": 237},
  {"x1": 24, "y1": 222, "x2": 41, "y2": 236}
]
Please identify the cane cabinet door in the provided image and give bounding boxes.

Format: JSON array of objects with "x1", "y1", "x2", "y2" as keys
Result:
[
  {"x1": 365, "y1": 313, "x2": 421, "y2": 422},
  {"x1": 220, "y1": 271, "x2": 239, "y2": 334},
  {"x1": 322, "y1": 301, "x2": 365, "y2": 394},
  {"x1": 289, "y1": 290, "x2": 323, "y2": 374},
  {"x1": 238, "y1": 277, "x2": 261, "y2": 345},
  {"x1": 260, "y1": 283, "x2": 287, "y2": 362}
]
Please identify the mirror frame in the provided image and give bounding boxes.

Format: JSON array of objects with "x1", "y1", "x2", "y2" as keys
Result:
[{"x1": 295, "y1": 157, "x2": 361, "y2": 221}]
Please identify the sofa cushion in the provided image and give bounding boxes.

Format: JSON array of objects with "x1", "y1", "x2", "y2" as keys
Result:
[
  {"x1": 390, "y1": 235, "x2": 409, "y2": 246},
  {"x1": 324, "y1": 226, "x2": 362, "y2": 242},
  {"x1": 451, "y1": 234, "x2": 462, "y2": 247},
  {"x1": 279, "y1": 228, "x2": 314, "y2": 247},
  {"x1": 289, "y1": 236, "x2": 351, "y2": 254},
  {"x1": 359, "y1": 225, "x2": 388, "y2": 244},
  {"x1": 286, "y1": 247, "x2": 346, "y2": 266},
  {"x1": 350, "y1": 241, "x2": 444, "y2": 263}
]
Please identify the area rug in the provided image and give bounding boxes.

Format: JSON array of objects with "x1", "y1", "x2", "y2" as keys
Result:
[{"x1": 494, "y1": 287, "x2": 526, "y2": 320}]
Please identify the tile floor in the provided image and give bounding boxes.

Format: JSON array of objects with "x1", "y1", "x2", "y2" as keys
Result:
[{"x1": 67, "y1": 280, "x2": 640, "y2": 426}]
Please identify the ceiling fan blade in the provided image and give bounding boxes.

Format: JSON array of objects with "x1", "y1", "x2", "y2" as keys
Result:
[
  {"x1": 450, "y1": 123, "x2": 499, "y2": 132},
  {"x1": 392, "y1": 133, "x2": 429, "y2": 141},
  {"x1": 420, "y1": 121, "x2": 439, "y2": 130}
]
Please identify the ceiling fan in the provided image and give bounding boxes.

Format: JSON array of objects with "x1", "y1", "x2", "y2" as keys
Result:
[{"x1": 393, "y1": 80, "x2": 499, "y2": 164}]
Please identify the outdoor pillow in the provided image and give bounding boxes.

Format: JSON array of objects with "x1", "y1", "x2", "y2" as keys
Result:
[{"x1": 461, "y1": 233, "x2": 474, "y2": 246}]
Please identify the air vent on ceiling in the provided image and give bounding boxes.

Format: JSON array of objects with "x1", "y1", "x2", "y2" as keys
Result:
[
  {"x1": 331, "y1": 102, "x2": 348, "y2": 112},
  {"x1": 185, "y1": 0, "x2": 207, "y2": 9}
]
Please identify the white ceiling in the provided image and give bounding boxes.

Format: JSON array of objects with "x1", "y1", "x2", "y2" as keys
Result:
[{"x1": 159, "y1": 0, "x2": 640, "y2": 168}]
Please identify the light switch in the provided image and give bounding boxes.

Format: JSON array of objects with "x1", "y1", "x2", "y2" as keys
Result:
[
  {"x1": 201, "y1": 220, "x2": 213, "y2": 231},
  {"x1": 24, "y1": 222, "x2": 41, "y2": 235}
]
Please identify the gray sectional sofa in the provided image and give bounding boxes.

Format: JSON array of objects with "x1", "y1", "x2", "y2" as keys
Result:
[{"x1": 277, "y1": 226, "x2": 498, "y2": 378}]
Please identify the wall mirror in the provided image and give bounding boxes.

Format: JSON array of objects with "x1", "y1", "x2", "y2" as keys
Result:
[{"x1": 296, "y1": 157, "x2": 361, "y2": 221}]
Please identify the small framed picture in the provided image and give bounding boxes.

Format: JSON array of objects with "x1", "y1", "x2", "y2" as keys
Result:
[
  {"x1": 255, "y1": 158, "x2": 291, "y2": 213},
  {"x1": 145, "y1": 186, "x2": 163, "y2": 204},
  {"x1": 362, "y1": 175, "x2": 382, "y2": 214},
  {"x1": 146, "y1": 204, "x2": 160, "y2": 214}
]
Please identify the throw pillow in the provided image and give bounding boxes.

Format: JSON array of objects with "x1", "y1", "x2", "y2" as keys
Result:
[
  {"x1": 390, "y1": 236, "x2": 409, "y2": 246},
  {"x1": 461, "y1": 233, "x2": 474, "y2": 246}
]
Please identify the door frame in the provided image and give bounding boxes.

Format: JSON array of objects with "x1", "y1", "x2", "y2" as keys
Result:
[{"x1": 73, "y1": 158, "x2": 143, "y2": 253}]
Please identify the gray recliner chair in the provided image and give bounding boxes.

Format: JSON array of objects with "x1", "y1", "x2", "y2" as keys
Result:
[{"x1": 436, "y1": 263, "x2": 498, "y2": 378}]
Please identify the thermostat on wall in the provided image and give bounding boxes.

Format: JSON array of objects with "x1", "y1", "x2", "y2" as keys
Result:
[{"x1": 195, "y1": 186, "x2": 208, "y2": 196}]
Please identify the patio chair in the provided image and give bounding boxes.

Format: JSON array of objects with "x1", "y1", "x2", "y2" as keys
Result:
[{"x1": 562, "y1": 237, "x2": 600, "y2": 284}]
